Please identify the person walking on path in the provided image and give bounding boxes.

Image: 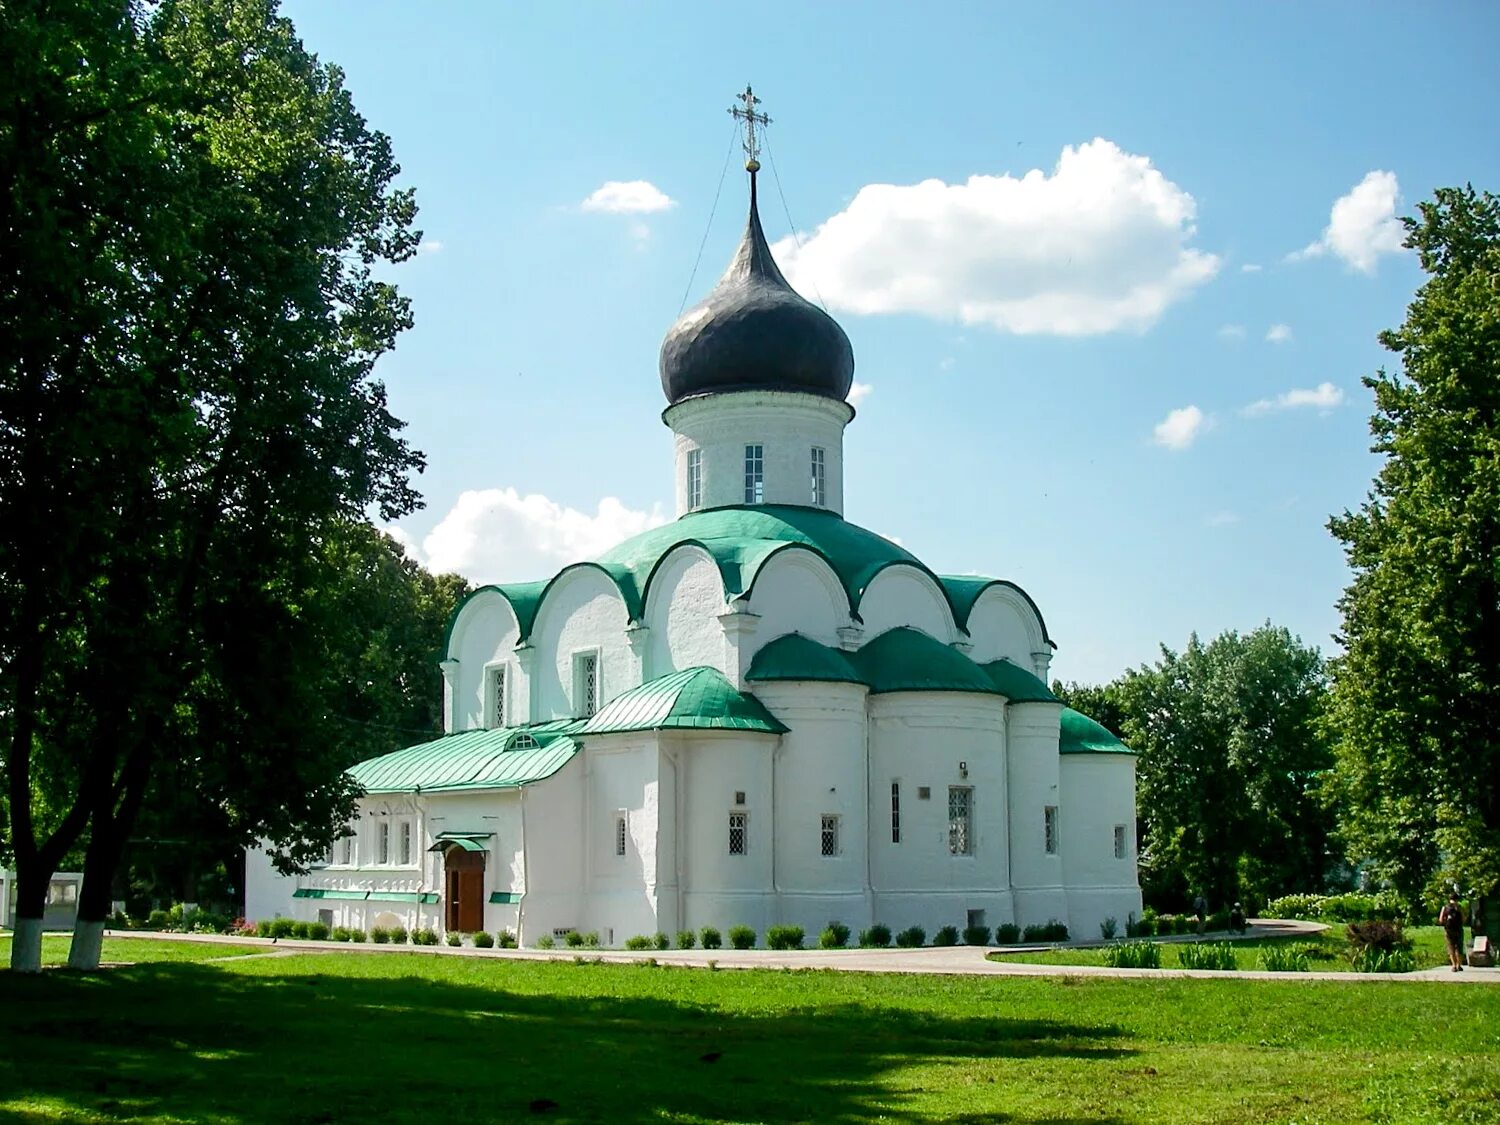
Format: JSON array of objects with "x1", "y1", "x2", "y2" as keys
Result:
[
  {"x1": 1193, "y1": 893, "x2": 1208, "y2": 935},
  {"x1": 1439, "y1": 893, "x2": 1466, "y2": 972}
]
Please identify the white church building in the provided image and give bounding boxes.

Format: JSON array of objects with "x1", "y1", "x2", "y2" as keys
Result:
[{"x1": 246, "y1": 106, "x2": 1141, "y2": 946}]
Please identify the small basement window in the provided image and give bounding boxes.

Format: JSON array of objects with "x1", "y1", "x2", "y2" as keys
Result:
[
  {"x1": 1113, "y1": 824, "x2": 1127, "y2": 859},
  {"x1": 1044, "y1": 806, "x2": 1059, "y2": 855}
]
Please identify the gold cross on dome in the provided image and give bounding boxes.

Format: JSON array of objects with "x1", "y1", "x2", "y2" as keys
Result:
[{"x1": 729, "y1": 85, "x2": 771, "y2": 168}]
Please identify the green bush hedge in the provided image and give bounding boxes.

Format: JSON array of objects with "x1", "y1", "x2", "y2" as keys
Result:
[
  {"x1": 766, "y1": 925, "x2": 804, "y2": 950},
  {"x1": 699, "y1": 926, "x2": 722, "y2": 950},
  {"x1": 963, "y1": 925, "x2": 992, "y2": 947},
  {"x1": 307, "y1": 922, "x2": 330, "y2": 941},
  {"x1": 859, "y1": 924, "x2": 892, "y2": 948},
  {"x1": 895, "y1": 925, "x2": 925, "y2": 948},
  {"x1": 331, "y1": 926, "x2": 352, "y2": 942},
  {"x1": 496, "y1": 930, "x2": 516, "y2": 948},
  {"x1": 932, "y1": 925, "x2": 959, "y2": 947},
  {"x1": 1102, "y1": 940, "x2": 1162, "y2": 969},
  {"x1": 993, "y1": 923, "x2": 1020, "y2": 945},
  {"x1": 653, "y1": 932, "x2": 670, "y2": 951},
  {"x1": 819, "y1": 921, "x2": 851, "y2": 949},
  {"x1": 533, "y1": 934, "x2": 555, "y2": 949},
  {"x1": 563, "y1": 930, "x2": 584, "y2": 948},
  {"x1": 472, "y1": 931, "x2": 495, "y2": 949},
  {"x1": 1263, "y1": 891, "x2": 1406, "y2": 923},
  {"x1": 445, "y1": 932, "x2": 462, "y2": 947},
  {"x1": 269, "y1": 918, "x2": 295, "y2": 939},
  {"x1": 676, "y1": 930, "x2": 696, "y2": 950},
  {"x1": 728, "y1": 925, "x2": 756, "y2": 950},
  {"x1": 370, "y1": 927, "x2": 390, "y2": 944},
  {"x1": 290, "y1": 921, "x2": 311, "y2": 940},
  {"x1": 624, "y1": 935, "x2": 655, "y2": 951},
  {"x1": 1022, "y1": 921, "x2": 1068, "y2": 943},
  {"x1": 388, "y1": 926, "x2": 408, "y2": 944},
  {"x1": 348, "y1": 929, "x2": 366, "y2": 943},
  {"x1": 254, "y1": 919, "x2": 274, "y2": 938}
]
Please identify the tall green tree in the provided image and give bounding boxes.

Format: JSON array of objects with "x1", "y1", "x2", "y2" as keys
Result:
[
  {"x1": 1068, "y1": 626, "x2": 1332, "y2": 910},
  {"x1": 1327, "y1": 186, "x2": 1500, "y2": 906},
  {"x1": 0, "y1": 0, "x2": 425, "y2": 971}
]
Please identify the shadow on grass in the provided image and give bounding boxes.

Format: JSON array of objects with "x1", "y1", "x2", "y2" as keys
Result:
[{"x1": 0, "y1": 957, "x2": 1131, "y2": 1125}]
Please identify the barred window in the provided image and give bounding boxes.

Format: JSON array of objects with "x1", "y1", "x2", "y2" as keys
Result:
[
  {"x1": 399, "y1": 821, "x2": 412, "y2": 865},
  {"x1": 575, "y1": 652, "x2": 599, "y2": 717},
  {"x1": 744, "y1": 444, "x2": 764, "y2": 504},
  {"x1": 810, "y1": 446, "x2": 826, "y2": 506},
  {"x1": 1113, "y1": 824, "x2": 1127, "y2": 860},
  {"x1": 1044, "y1": 805, "x2": 1059, "y2": 854},
  {"x1": 820, "y1": 814, "x2": 840, "y2": 857},
  {"x1": 377, "y1": 821, "x2": 390, "y2": 865},
  {"x1": 728, "y1": 812, "x2": 748, "y2": 856},
  {"x1": 489, "y1": 665, "x2": 506, "y2": 727},
  {"x1": 890, "y1": 781, "x2": 901, "y2": 843},
  {"x1": 948, "y1": 786, "x2": 973, "y2": 856},
  {"x1": 687, "y1": 448, "x2": 703, "y2": 510},
  {"x1": 616, "y1": 815, "x2": 628, "y2": 857}
]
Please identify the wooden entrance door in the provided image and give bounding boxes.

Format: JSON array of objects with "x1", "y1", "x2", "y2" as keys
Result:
[{"x1": 444, "y1": 848, "x2": 485, "y2": 932}]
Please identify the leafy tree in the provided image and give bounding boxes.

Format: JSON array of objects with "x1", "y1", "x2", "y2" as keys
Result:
[
  {"x1": 1083, "y1": 626, "x2": 1332, "y2": 911},
  {"x1": 0, "y1": 0, "x2": 425, "y2": 970},
  {"x1": 1327, "y1": 186, "x2": 1500, "y2": 907}
]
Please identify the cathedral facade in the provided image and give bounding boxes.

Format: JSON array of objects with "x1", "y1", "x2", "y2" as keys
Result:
[{"x1": 246, "y1": 138, "x2": 1142, "y2": 947}]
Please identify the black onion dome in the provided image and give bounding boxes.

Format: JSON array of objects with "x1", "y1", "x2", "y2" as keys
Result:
[{"x1": 660, "y1": 174, "x2": 854, "y2": 406}]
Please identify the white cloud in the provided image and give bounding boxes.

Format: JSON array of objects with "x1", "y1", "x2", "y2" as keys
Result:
[
  {"x1": 1218, "y1": 324, "x2": 1246, "y2": 341},
  {"x1": 1240, "y1": 263, "x2": 1262, "y2": 273},
  {"x1": 581, "y1": 180, "x2": 676, "y2": 215},
  {"x1": 847, "y1": 381, "x2": 874, "y2": 409},
  {"x1": 417, "y1": 238, "x2": 444, "y2": 255},
  {"x1": 414, "y1": 488, "x2": 667, "y2": 583},
  {"x1": 769, "y1": 138, "x2": 1220, "y2": 336},
  {"x1": 1153, "y1": 405, "x2": 1209, "y2": 451},
  {"x1": 1205, "y1": 510, "x2": 1241, "y2": 527},
  {"x1": 1291, "y1": 171, "x2": 1406, "y2": 274},
  {"x1": 1266, "y1": 323, "x2": 1292, "y2": 343},
  {"x1": 1242, "y1": 382, "x2": 1345, "y2": 417}
]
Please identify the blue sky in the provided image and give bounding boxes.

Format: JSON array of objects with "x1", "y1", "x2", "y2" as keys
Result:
[{"x1": 281, "y1": 0, "x2": 1498, "y2": 683}]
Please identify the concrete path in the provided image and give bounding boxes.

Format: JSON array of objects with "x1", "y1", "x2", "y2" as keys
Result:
[{"x1": 105, "y1": 923, "x2": 1500, "y2": 983}]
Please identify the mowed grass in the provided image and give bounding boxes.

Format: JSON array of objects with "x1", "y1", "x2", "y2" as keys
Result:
[
  {"x1": 2, "y1": 943, "x2": 1499, "y2": 1124},
  {"x1": 989, "y1": 926, "x2": 1452, "y2": 972},
  {"x1": 0, "y1": 932, "x2": 265, "y2": 967}
]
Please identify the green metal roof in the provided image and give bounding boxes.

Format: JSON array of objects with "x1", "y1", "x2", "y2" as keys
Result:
[
  {"x1": 938, "y1": 575, "x2": 1054, "y2": 645},
  {"x1": 489, "y1": 891, "x2": 522, "y2": 904},
  {"x1": 1059, "y1": 707, "x2": 1135, "y2": 755},
  {"x1": 427, "y1": 833, "x2": 491, "y2": 853},
  {"x1": 350, "y1": 720, "x2": 582, "y2": 794},
  {"x1": 581, "y1": 666, "x2": 789, "y2": 736},
  {"x1": 293, "y1": 889, "x2": 440, "y2": 903},
  {"x1": 746, "y1": 633, "x2": 864, "y2": 684},
  {"x1": 979, "y1": 659, "x2": 1059, "y2": 703},
  {"x1": 851, "y1": 627, "x2": 999, "y2": 695}
]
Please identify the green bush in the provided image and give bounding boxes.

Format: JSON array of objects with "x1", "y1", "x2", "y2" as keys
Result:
[
  {"x1": 728, "y1": 924, "x2": 756, "y2": 950},
  {"x1": 533, "y1": 934, "x2": 556, "y2": 950},
  {"x1": 1140, "y1": 906, "x2": 1158, "y2": 923},
  {"x1": 1176, "y1": 942, "x2": 1237, "y2": 971},
  {"x1": 1346, "y1": 919, "x2": 1408, "y2": 954},
  {"x1": 563, "y1": 930, "x2": 584, "y2": 948},
  {"x1": 1262, "y1": 893, "x2": 1325, "y2": 920},
  {"x1": 167, "y1": 903, "x2": 186, "y2": 928},
  {"x1": 1102, "y1": 940, "x2": 1162, "y2": 969},
  {"x1": 818, "y1": 923, "x2": 849, "y2": 949},
  {"x1": 1258, "y1": 943, "x2": 1311, "y2": 972},
  {"x1": 700, "y1": 926, "x2": 723, "y2": 950},
  {"x1": 254, "y1": 919, "x2": 274, "y2": 938},
  {"x1": 581, "y1": 931, "x2": 601, "y2": 949},
  {"x1": 1350, "y1": 946, "x2": 1416, "y2": 973},
  {"x1": 1173, "y1": 915, "x2": 1192, "y2": 936},
  {"x1": 348, "y1": 929, "x2": 366, "y2": 943},
  {"x1": 290, "y1": 921, "x2": 311, "y2": 940},
  {"x1": 269, "y1": 918, "x2": 295, "y2": 939},
  {"x1": 765, "y1": 924, "x2": 804, "y2": 950},
  {"x1": 445, "y1": 932, "x2": 462, "y2": 947},
  {"x1": 413, "y1": 927, "x2": 439, "y2": 946},
  {"x1": 859, "y1": 924, "x2": 892, "y2": 948},
  {"x1": 147, "y1": 909, "x2": 170, "y2": 931},
  {"x1": 330, "y1": 926, "x2": 352, "y2": 942},
  {"x1": 472, "y1": 931, "x2": 495, "y2": 949},
  {"x1": 370, "y1": 927, "x2": 390, "y2": 944},
  {"x1": 1206, "y1": 910, "x2": 1231, "y2": 932},
  {"x1": 496, "y1": 930, "x2": 517, "y2": 948},
  {"x1": 1022, "y1": 921, "x2": 1068, "y2": 943},
  {"x1": 190, "y1": 911, "x2": 230, "y2": 934},
  {"x1": 624, "y1": 935, "x2": 655, "y2": 951},
  {"x1": 307, "y1": 922, "x2": 330, "y2": 941},
  {"x1": 932, "y1": 925, "x2": 960, "y2": 947},
  {"x1": 895, "y1": 925, "x2": 926, "y2": 948},
  {"x1": 1099, "y1": 917, "x2": 1118, "y2": 940},
  {"x1": 388, "y1": 926, "x2": 408, "y2": 944},
  {"x1": 963, "y1": 925, "x2": 992, "y2": 947},
  {"x1": 1128, "y1": 918, "x2": 1155, "y2": 938},
  {"x1": 993, "y1": 923, "x2": 1020, "y2": 945},
  {"x1": 675, "y1": 930, "x2": 696, "y2": 949},
  {"x1": 653, "y1": 932, "x2": 670, "y2": 951}
]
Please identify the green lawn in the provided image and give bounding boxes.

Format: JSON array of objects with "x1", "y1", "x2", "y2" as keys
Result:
[
  {"x1": 0, "y1": 933, "x2": 266, "y2": 967},
  {"x1": 1, "y1": 941, "x2": 1498, "y2": 1123},
  {"x1": 988, "y1": 926, "x2": 1452, "y2": 973}
]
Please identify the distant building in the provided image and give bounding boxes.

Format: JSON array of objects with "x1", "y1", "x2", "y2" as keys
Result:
[
  {"x1": 0, "y1": 869, "x2": 84, "y2": 932},
  {"x1": 246, "y1": 104, "x2": 1141, "y2": 945}
]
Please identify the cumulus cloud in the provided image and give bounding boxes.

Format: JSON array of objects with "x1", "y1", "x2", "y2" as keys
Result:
[
  {"x1": 1153, "y1": 405, "x2": 1209, "y2": 451},
  {"x1": 581, "y1": 180, "x2": 676, "y2": 214},
  {"x1": 412, "y1": 488, "x2": 668, "y2": 583},
  {"x1": 1218, "y1": 324, "x2": 1246, "y2": 341},
  {"x1": 846, "y1": 381, "x2": 874, "y2": 409},
  {"x1": 1266, "y1": 323, "x2": 1292, "y2": 343},
  {"x1": 1242, "y1": 382, "x2": 1345, "y2": 417},
  {"x1": 1291, "y1": 171, "x2": 1406, "y2": 273},
  {"x1": 770, "y1": 138, "x2": 1220, "y2": 336}
]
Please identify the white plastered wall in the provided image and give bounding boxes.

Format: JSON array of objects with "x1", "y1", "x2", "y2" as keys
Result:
[
  {"x1": 580, "y1": 733, "x2": 663, "y2": 945},
  {"x1": 741, "y1": 551, "x2": 848, "y2": 662},
  {"x1": 447, "y1": 590, "x2": 523, "y2": 732},
  {"x1": 644, "y1": 546, "x2": 729, "y2": 682},
  {"x1": 1060, "y1": 754, "x2": 1143, "y2": 939},
  {"x1": 856, "y1": 567, "x2": 956, "y2": 644},
  {"x1": 664, "y1": 390, "x2": 852, "y2": 515},
  {"x1": 963, "y1": 586, "x2": 1047, "y2": 672},
  {"x1": 867, "y1": 692, "x2": 1012, "y2": 934},
  {"x1": 752, "y1": 681, "x2": 870, "y2": 935},
  {"x1": 1006, "y1": 701, "x2": 1069, "y2": 930},
  {"x1": 530, "y1": 568, "x2": 633, "y2": 721},
  {"x1": 515, "y1": 757, "x2": 585, "y2": 943}
]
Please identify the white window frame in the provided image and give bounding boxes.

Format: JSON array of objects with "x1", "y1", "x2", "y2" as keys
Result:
[
  {"x1": 743, "y1": 444, "x2": 764, "y2": 504},
  {"x1": 615, "y1": 814, "x2": 628, "y2": 857},
  {"x1": 377, "y1": 820, "x2": 390, "y2": 865},
  {"x1": 486, "y1": 662, "x2": 508, "y2": 728},
  {"x1": 572, "y1": 649, "x2": 601, "y2": 718},
  {"x1": 948, "y1": 786, "x2": 973, "y2": 856},
  {"x1": 820, "y1": 813, "x2": 841, "y2": 857},
  {"x1": 686, "y1": 448, "x2": 703, "y2": 510},
  {"x1": 810, "y1": 446, "x2": 826, "y2": 507},
  {"x1": 399, "y1": 820, "x2": 413, "y2": 865},
  {"x1": 1113, "y1": 824, "x2": 1127, "y2": 860},
  {"x1": 1044, "y1": 805, "x2": 1060, "y2": 855},
  {"x1": 339, "y1": 834, "x2": 355, "y2": 867},
  {"x1": 728, "y1": 811, "x2": 749, "y2": 856}
]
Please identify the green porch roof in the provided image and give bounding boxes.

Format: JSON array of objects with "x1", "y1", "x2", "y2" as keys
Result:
[
  {"x1": 1059, "y1": 708, "x2": 1134, "y2": 755},
  {"x1": 581, "y1": 666, "x2": 788, "y2": 736},
  {"x1": 427, "y1": 832, "x2": 491, "y2": 853},
  {"x1": 350, "y1": 720, "x2": 582, "y2": 794},
  {"x1": 746, "y1": 633, "x2": 863, "y2": 684}
]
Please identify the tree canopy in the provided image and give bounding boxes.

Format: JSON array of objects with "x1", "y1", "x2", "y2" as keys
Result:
[{"x1": 1327, "y1": 186, "x2": 1500, "y2": 905}]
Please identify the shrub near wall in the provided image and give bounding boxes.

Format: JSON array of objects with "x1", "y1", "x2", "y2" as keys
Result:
[
  {"x1": 895, "y1": 926, "x2": 926, "y2": 948},
  {"x1": 472, "y1": 931, "x2": 495, "y2": 949},
  {"x1": 963, "y1": 925, "x2": 991, "y2": 947},
  {"x1": 932, "y1": 925, "x2": 959, "y2": 947},
  {"x1": 699, "y1": 927, "x2": 723, "y2": 950},
  {"x1": 728, "y1": 925, "x2": 756, "y2": 950},
  {"x1": 766, "y1": 925, "x2": 805, "y2": 950},
  {"x1": 819, "y1": 922, "x2": 851, "y2": 949},
  {"x1": 859, "y1": 924, "x2": 892, "y2": 948},
  {"x1": 994, "y1": 924, "x2": 1020, "y2": 944}
]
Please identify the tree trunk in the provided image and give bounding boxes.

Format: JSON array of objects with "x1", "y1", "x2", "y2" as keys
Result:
[
  {"x1": 8, "y1": 868, "x2": 51, "y2": 973},
  {"x1": 68, "y1": 828, "x2": 120, "y2": 971}
]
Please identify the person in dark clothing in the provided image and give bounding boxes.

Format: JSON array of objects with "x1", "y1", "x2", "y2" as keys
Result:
[{"x1": 1439, "y1": 893, "x2": 1466, "y2": 972}]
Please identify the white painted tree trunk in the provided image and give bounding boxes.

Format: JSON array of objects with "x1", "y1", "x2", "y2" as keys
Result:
[
  {"x1": 10, "y1": 917, "x2": 44, "y2": 973},
  {"x1": 67, "y1": 919, "x2": 105, "y2": 971}
]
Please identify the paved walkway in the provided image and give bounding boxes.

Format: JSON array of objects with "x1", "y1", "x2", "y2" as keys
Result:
[{"x1": 109, "y1": 922, "x2": 1500, "y2": 983}]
